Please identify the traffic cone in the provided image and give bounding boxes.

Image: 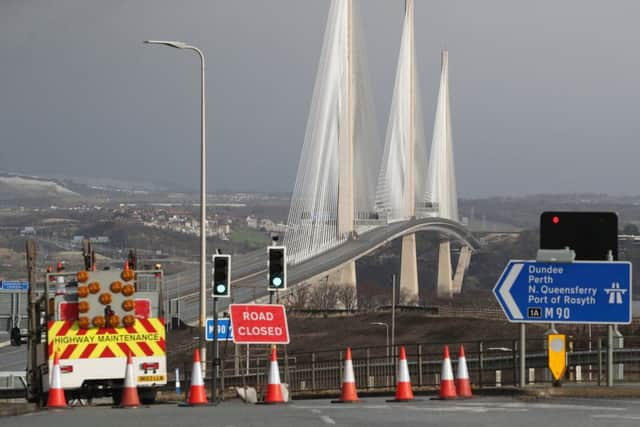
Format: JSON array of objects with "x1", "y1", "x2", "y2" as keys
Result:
[
  {"x1": 390, "y1": 346, "x2": 414, "y2": 402},
  {"x1": 456, "y1": 345, "x2": 472, "y2": 398},
  {"x1": 186, "y1": 349, "x2": 208, "y2": 405},
  {"x1": 120, "y1": 352, "x2": 141, "y2": 408},
  {"x1": 47, "y1": 352, "x2": 67, "y2": 409},
  {"x1": 332, "y1": 347, "x2": 360, "y2": 403},
  {"x1": 124, "y1": 260, "x2": 130, "y2": 272},
  {"x1": 263, "y1": 346, "x2": 285, "y2": 404},
  {"x1": 438, "y1": 345, "x2": 457, "y2": 399}
]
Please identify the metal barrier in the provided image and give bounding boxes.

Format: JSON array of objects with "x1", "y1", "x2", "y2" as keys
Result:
[
  {"x1": 0, "y1": 371, "x2": 26, "y2": 390},
  {"x1": 181, "y1": 336, "x2": 640, "y2": 397}
]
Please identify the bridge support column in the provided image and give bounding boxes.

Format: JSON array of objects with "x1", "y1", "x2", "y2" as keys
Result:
[
  {"x1": 436, "y1": 240, "x2": 453, "y2": 299},
  {"x1": 451, "y1": 245, "x2": 472, "y2": 294},
  {"x1": 399, "y1": 234, "x2": 419, "y2": 304}
]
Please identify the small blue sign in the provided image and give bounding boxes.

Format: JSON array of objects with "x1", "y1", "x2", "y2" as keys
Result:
[
  {"x1": 0, "y1": 280, "x2": 29, "y2": 291},
  {"x1": 493, "y1": 261, "x2": 632, "y2": 324},
  {"x1": 206, "y1": 318, "x2": 233, "y2": 341}
]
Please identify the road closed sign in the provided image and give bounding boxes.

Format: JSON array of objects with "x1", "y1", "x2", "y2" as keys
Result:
[{"x1": 229, "y1": 304, "x2": 290, "y2": 344}]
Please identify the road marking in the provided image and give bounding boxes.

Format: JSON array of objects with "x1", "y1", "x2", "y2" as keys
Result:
[
  {"x1": 495, "y1": 402, "x2": 625, "y2": 411},
  {"x1": 311, "y1": 409, "x2": 322, "y2": 414},
  {"x1": 292, "y1": 405, "x2": 390, "y2": 410},
  {"x1": 320, "y1": 415, "x2": 336, "y2": 425},
  {"x1": 406, "y1": 405, "x2": 527, "y2": 413},
  {"x1": 592, "y1": 414, "x2": 640, "y2": 421}
]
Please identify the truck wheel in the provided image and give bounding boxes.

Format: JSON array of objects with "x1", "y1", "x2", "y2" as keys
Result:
[
  {"x1": 111, "y1": 388, "x2": 122, "y2": 406},
  {"x1": 139, "y1": 387, "x2": 157, "y2": 405}
]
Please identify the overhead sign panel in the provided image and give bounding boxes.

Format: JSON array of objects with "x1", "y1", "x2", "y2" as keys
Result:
[
  {"x1": 493, "y1": 261, "x2": 631, "y2": 324},
  {"x1": 229, "y1": 304, "x2": 289, "y2": 344}
]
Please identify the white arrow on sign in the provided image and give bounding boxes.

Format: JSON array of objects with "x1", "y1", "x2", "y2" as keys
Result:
[{"x1": 499, "y1": 263, "x2": 524, "y2": 320}]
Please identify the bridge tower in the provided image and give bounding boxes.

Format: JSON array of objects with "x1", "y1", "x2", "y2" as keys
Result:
[
  {"x1": 376, "y1": 0, "x2": 428, "y2": 304},
  {"x1": 334, "y1": 0, "x2": 356, "y2": 289},
  {"x1": 426, "y1": 51, "x2": 468, "y2": 298},
  {"x1": 284, "y1": 0, "x2": 380, "y2": 296}
]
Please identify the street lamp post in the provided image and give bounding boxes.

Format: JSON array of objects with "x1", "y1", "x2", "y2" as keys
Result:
[
  {"x1": 143, "y1": 40, "x2": 208, "y2": 371},
  {"x1": 370, "y1": 322, "x2": 390, "y2": 358},
  {"x1": 370, "y1": 322, "x2": 391, "y2": 386}
]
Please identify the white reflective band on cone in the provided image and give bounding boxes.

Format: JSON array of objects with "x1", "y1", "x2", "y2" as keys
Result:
[
  {"x1": 191, "y1": 361, "x2": 204, "y2": 386},
  {"x1": 457, "y1": 356, "x2": 469, "y2": 379},
  {"x1": 51, "y1": 361, "x2": 62, "y2": 389},
  {"x1": 268, "y1": 361, "x2": 281, "y2": 385},
  {"x1": 397, "y1": 359, "x2": 411, "y2": 382},
  {"x1": 441, "y1": 357, "x2": 454, "y2": 381},
  {"x1": 343, "y1": 360, "x2": 355, "y2": 383},
  {"x1": 124, "y1": 360, "x2": 137, "y2": 388}
]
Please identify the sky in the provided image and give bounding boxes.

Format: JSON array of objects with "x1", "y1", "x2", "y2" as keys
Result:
[{"x1": 1, "y1": 0, "x2": 640, "y2": 197}]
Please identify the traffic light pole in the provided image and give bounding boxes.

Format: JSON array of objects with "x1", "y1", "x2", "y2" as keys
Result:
[{"x1": 212, "y1": 296, "x2": 219, "y2": 403}]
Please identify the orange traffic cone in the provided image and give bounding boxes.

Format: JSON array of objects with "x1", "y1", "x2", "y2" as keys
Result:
[
  {"x1": 332, "y1": 347, "x2": 360, "y2": 403},
  {"x1": 120, "y1": 352, "x2": 141, "y2": 408},
  {"x1": 186, "y1": 349, "x2": 208, "y2": 405},
  {"x1": 263, "y1": 346, "x2": 285, "y2": 404},
  {"x1": 47, "y1": 352, "x2": 67, "y2": 409},
  {"x1": 456, "y1": 345, "x2": 472, "y2": 398},
  {"x1": 438, "y1": 345, "x2": 457, "y2": 399},
  {"x1": 389, "y1": 346, "x2": 414, "y2": 402}
]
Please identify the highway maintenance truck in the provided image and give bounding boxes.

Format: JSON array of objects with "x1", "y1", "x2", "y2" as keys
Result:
[{"x1": 24, "y1": 240, "x2": 167, "y2": 405}]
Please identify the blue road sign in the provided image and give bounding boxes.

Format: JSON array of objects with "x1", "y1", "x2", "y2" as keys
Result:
[
  {"x1": 493, "y1": 261, "x2": 632, "y2": 324},
  {"x1": 206, "y1": 318, "x2": 233, "y2": 341},
  {"x1": 0, "y1": 280, "x2": 29, "y2": 291}
]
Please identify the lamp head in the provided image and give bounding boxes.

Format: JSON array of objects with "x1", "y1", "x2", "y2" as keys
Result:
[{"x1": 144, "y1": 40, "x2": 190, "y2": 49}]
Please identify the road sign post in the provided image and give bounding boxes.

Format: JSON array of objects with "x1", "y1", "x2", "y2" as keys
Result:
[{"x1": 494, "y1": 260, "x2": 632, "y2": 324}]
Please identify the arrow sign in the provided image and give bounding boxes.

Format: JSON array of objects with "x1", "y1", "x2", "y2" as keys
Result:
[
  {"x1": 206, "y1": 318, "x2": 233, "y2": 341},
  {"x1": 493, "y1": 261, "x2": 632, "y2": 324}
]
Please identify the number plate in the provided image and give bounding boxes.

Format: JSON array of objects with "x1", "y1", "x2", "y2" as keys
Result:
[{"x1": 137, "y1": 375, "x2": 166, "y2": 383}]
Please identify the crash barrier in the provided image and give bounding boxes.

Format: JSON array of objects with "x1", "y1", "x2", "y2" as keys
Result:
[{"x1": 174, "y1": 335, "x2": 640, "y2": 398}]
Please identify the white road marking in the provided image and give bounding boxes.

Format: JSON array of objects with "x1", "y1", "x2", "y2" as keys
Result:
[
  {"x1": 406, "y1": 405, "x2": 527, "y2": 413},
  {"x1": 320, "y1": 415, "x2": 336, "y2": 424},
  {"x1": 292, "y1": 405, "x2": 390, "y2": 410},
  {"x1": 494, "y1": 402, "x2": 625, "y2": 411},
  {"x1": 592, "y1": 414, "x2": 640, "y2": 421},
  {"x1": 311, "y1": 409, "x2": 322, "y2": 414}
]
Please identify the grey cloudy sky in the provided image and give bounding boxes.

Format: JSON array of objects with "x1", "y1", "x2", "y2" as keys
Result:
[{"x1": 1, "y1": 0, "x2": 640, "y2": 197}]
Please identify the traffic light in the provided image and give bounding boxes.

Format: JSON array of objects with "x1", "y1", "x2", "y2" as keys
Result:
[
  {"x1": 540, "y1": 211, "x2": 618, "y2": 260},
  {"x1": 268, "y1": 246, "x2": 286, "y2": 291},
  {"x1": 212, "y1": 254, "x2": 231, "y2": 298}
]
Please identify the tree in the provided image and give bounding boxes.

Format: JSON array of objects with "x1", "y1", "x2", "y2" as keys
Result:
[
  {"x1": 309, "y1": 282, "x2": 340, "y2": 313},
  {"x1": 286, "y1": 284, "x2": 311, "y2": 310},
  {"x1": 336, "y1": 285, "x2": 358, "y2": 312}
]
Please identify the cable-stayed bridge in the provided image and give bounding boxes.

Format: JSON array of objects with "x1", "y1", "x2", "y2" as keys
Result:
[{"x1": 170, "y1": 0, "x2": 476, "y2": 325}]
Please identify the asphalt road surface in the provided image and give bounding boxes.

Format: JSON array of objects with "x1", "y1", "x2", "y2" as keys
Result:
[{"x1": 4, "y1": 396, "x2": 640, "y2": 426}]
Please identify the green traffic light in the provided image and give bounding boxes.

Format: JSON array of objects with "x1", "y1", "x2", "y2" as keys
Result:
[
  {"x1": 272, "y1": 277, "x2": 283, "y2": 287},
  {"x1": 215, "y1": 283, "x2": 227, "y2": 294}
]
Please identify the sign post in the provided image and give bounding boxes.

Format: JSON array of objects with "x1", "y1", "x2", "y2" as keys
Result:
[{"x1": 495, "y1": 259, "x2": 631, "y2": 388}]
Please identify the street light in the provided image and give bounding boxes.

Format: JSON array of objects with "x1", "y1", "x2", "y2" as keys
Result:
[
  {"x1": 143, "y1": 40, "x2": 208, "y2": 370},
  {"x1": 370, "y1": 322, "x2": 390, "y2": 358}
]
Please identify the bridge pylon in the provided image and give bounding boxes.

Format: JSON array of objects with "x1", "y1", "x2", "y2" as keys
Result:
[
  {"x1": 436, "y1": 240, "x2": 453, "y2": 299},
  {"x1": 400, "y1": 234, "x2": 419, "y2": 304}
]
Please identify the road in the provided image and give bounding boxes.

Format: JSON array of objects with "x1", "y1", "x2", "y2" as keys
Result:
[{"x1": 3, "y1": 396, "x2": 640, "y2": 426}]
